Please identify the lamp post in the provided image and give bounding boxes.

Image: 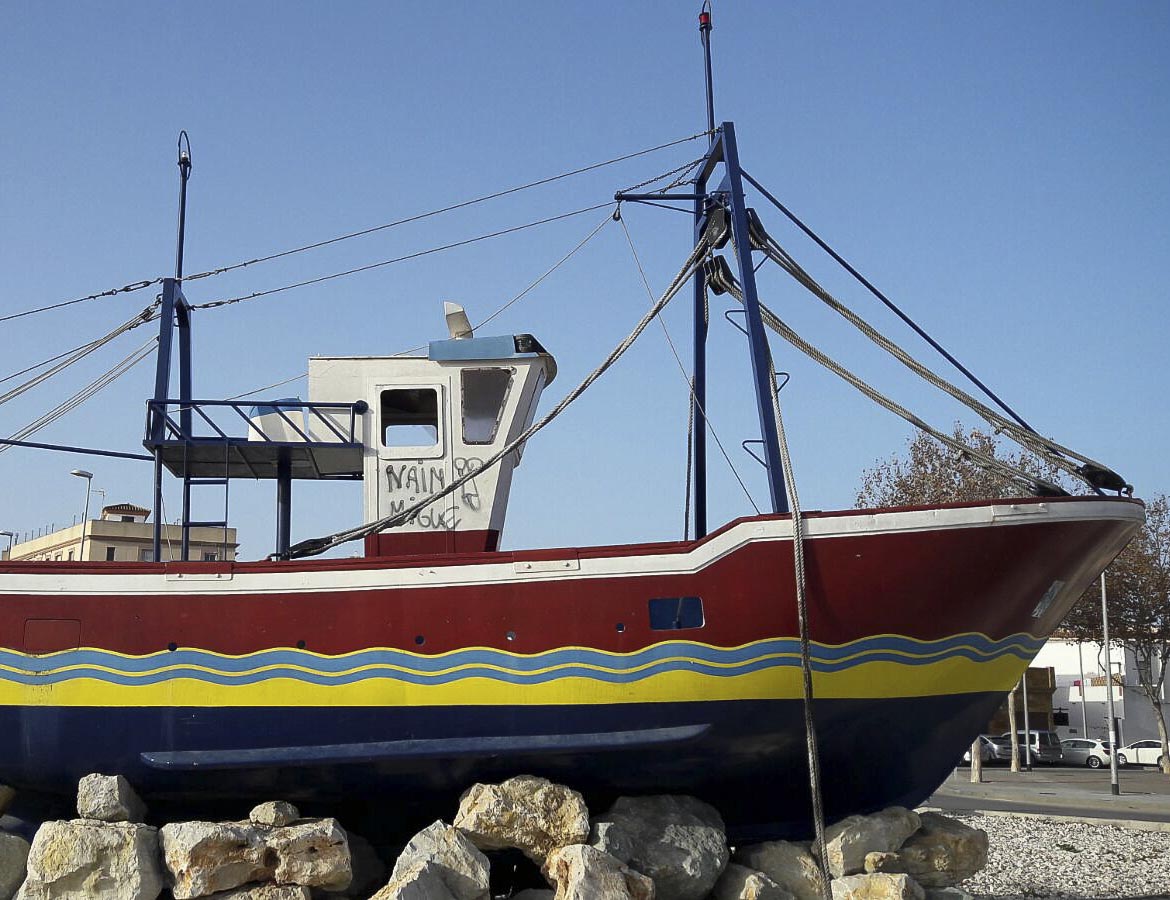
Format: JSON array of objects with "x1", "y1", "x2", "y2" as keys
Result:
[
  {"x1": 0, "y1": 530, "x2": 13, "y2": 559},
  {"x1": 1101, "y1": 570, "x2": 1121, "y2": 795},
  {"x1": 69, "y1": 469, "x2": 94, "y2": 560}
]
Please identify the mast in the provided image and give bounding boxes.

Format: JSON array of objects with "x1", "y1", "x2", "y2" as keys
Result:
[{"x1": 691, "y1": 4, "x2": 714, "y2": 538}]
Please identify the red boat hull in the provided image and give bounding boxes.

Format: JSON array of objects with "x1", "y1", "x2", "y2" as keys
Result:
[{"x1": 0, "y1": 497, "x2": 1142, "y2": 839}]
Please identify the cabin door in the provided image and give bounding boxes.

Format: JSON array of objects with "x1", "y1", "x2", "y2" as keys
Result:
[{"x1": 374, "y1": 379, "x2": 457, "y2": 537}]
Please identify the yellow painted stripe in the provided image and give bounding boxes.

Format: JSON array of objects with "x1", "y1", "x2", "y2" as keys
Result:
[{"x1": 0, "y1": 655, "x2": 1030, "y2": 708}]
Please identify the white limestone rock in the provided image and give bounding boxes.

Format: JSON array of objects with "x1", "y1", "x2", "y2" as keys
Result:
[
  {"x1": 249, "y1": 803, "x2": 300, "y2": 829},
  {"x1": 370, "y1": 861, "x2": 460, "y2": 900},
  {"x1": 15, "y1": 819, "x2": 162, "y2": 900},
  {"x1": 735, "y1": 841, "x2": 826, "y2": 900},
  {"x1": 454, "y1": 776, "x2": 589, "y2": 866},
  {"x1": 161, "y1": 817, "x2": 351, "y2": 899},
  {"x1": 831, "y1": 873, "x2": 924, "y2": 900},
  {"x1": 590, "y1": 795, "x2": 728, "y2": 900},
  {"x1": 820, "y1": 809, "x2": 921, "y2": 878},
  {"x1": 545, "y1": 844, "x2": 654, "y2": 900},
  {"x1": 389, "y1": 821, "x2": 489, "y2": 900},
  {"x1": 265, "y1": 819, "x2": 350, "y2": 892},
  {"x1": 161, "y1": 821, "x2": 270, "y2": 899},
  {"x1": 711, "y1": 863, "x2": 794, "y2": 900},
  {"x1": 77, "y1": 774, "x2": 147, "y2": 824},
  {"x1": 864, "y1": 814, "x2": 987, "y2": 888},
  {"x1": 0, "y1": 832, "x2": 31, "y2": 900}
]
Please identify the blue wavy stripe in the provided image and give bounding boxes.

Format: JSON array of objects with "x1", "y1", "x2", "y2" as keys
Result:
[
  {"x1": 0, "y1": 641, "x2": 1034, "y2": 683},
  {"x1": 0, "y1": 639, "x2": 1039, "y2": 688},
  {"x1": 0, "y1": 632, "x2": 1045, "y2": 677}
]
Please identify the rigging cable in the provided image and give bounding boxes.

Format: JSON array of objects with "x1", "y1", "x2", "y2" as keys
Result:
[
  {"x1": 740, "y1": 169, "x2": 1037, "y2": 434},
  {"x1": 728, "y1": 226, "x2": 832, "y2": 896},
  {"x1": 0, "y1": 337, "x2": 158, "y2": 455},
  {"x1": 2, "y1": 132, "x2": 711, "y2": 325},
  {"x1": 191, "y1": 203, "x2": 614, "y2": 313},
  {"x1": 719, "y1": 277, "x2": 1067, "y2": 497},
  {"x1": 181, "y1": 132, "x2": 713, "y2": 284},
  {"x1": 748, "y1": 220, "x2": 1125, "y2": 492},
  {"x1": 285, "y1": 210, "x2": 729, "y2": 558},
  {"x1": 0, "y1": 303, "x2": 160, "y2": 408},
  {"x1": 616, "y1": 211, "x2": 761, "y2": 519},
  {"x1": 223, "y1": 210, "x2": 617, "y2": 400}
]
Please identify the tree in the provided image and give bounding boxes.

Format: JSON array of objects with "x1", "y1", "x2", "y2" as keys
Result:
[
  {"x1": 856, "y1": 423, "x2": 1068, "y2": 507},
  {"x1": 1063, "y1": 495, "x2": 1170, "y2": 776}
]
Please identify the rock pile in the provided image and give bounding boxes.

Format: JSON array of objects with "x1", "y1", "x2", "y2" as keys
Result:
[{"x1": 0, "y1": 775, "x2": 989, "y2": 900}]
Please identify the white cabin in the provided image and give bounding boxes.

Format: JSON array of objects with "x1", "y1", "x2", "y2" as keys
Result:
[{"x1": 307, "y1": 317, "x2": 555, "y2": 556}]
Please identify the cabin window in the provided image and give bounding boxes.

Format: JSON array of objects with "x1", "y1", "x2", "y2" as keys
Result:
[
  {"x1": 381, "y1": 388, "x2": 439, "y2": 448},
  {"x1": 648, "y1": 596, "x2": 705, "y2": 630},
  {"x1": 105, "y1": 547, "x2": 116, "y2": 561},
  {"x1": 462, "y1": 368, "x2": 513, "y2": 444}
]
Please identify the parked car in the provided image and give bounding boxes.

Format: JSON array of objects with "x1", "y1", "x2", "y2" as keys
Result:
[
  {"x1": 1116, "y1": 740, "x2": 1167, "y2": 768},
  {"x1": 962, "y1": 734, "x2": 1012, "y2": 765},
  {"x1": 1060, "y1": 738, "x2": 1112, "y2": 768},
  {"x1": 1000, "y1": 730, "x2": 1064, "y2": 765}
]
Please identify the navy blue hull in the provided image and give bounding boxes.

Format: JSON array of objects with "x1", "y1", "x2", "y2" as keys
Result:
[{"x1": 0, "y1": 694, "x2": 1002, "y2": 841}]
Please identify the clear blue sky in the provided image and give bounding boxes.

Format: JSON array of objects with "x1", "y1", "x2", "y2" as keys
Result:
[{"x1": 2, "y1": 2, "x2": 1167, "y2": 558}]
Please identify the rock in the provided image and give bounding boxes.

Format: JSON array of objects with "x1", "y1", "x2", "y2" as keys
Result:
[
  {"x1": 162, "y1": 818, "x2": 351, "y2": 899},
  {"x1": 830, "y1": 874, "x2": 924, "y2": 900},
  {"x1": 389, "y1": 821, "x2": 489, "y2": 900},
  {"x1": 454, "y1": 776, "x2": 589, "y2": 866},
  {"x1": 0, "y1": 832, "x2": 31, "y2": 900},
  {"x1": 590, "y1": 795, "x2": 728, "y2": 900},
  {"x1": 370, "y1": 860, "x2": 460, "y2": 900},
  {"x1": 77, "y1": 774, "x2": 147, "y2": 825},
  {"x1": 711, "y1": 863, "x2": 794, "y2": 900},
  {"x1": 15, "y1": 819, "x2": 162, "y2": 900},
  {"x1": 735, "y1": 841, "x2": 826, "y2": 900},
  {"x1": 863, "y1": 854, "x2": 903, "y2": 875},
  {"x1": 545, "y1": 845, "x2": 654, "y2": 900},
  {"x1": 0, "y1": 786, "x2": 14, "y2": 818},
  {"x1": 820, "y1": 809, "x2": 921, "y2": 878},
  {"x1": 265, "y1": 819, "x2": 351, "y2": 892},
  {"x1": 204, "y1": 887, "x2": 311, "y2": 900},
  {"x1": 250, "y1": 803, "x2": 300, "y2": 829},
  {"x1": 865, "y1": 814, "x2": 987, "y2": 888},
  {"x1": 160, "y1": 821, "x2": 269, "y2": 898}
]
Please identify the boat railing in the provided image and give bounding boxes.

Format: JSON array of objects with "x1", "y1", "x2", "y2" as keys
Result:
[{"x1": 145, "y1": 398, "x2": 366, "y2": 448}]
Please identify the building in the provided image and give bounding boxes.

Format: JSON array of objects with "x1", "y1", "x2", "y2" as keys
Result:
[
  {"x1": 2, "y1": 503, "x2": 237, "y2": 563},
  {"x1": 985, "y1": 665, "x2": 1058, "y2": 735},
  {"x1": 1034, "y1": 637, "x2": 1166, "y2": 745}
]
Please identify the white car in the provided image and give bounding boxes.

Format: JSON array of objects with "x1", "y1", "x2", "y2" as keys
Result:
[
  {"x1": 1116, "y1": 740, "x2": 1166, "y2": 767},
  {"x1": 1060, "y1": 738, "x2": 1112, "y2": 768}
]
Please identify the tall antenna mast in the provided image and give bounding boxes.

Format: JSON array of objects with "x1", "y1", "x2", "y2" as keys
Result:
[{"x1": 699, "y1": 2, "x2": 716, "y2": 137}]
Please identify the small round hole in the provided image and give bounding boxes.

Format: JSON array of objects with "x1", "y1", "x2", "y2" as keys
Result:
[
  {"x1": 616, "y1": 623, "x2": 626, "y2": 633},
  {"x1": 505, "y1": 631, "x2": 516, "y2": 642},
  {"x1": 166, "y1": 642, "x2": 178, "y2": 652},
  {"x1": 414, "y1": 635, "x2": 425, "y2": 646},
  {"x1": 296, "y1": 640, "x2": 306, "y2": 649}
]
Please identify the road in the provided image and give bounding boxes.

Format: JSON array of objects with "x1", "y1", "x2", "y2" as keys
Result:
[{"x1": 926, "y1": 764, "x2": 1170, "y2": 826}]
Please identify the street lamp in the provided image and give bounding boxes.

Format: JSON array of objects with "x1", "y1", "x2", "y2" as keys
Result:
[{"x1": 70, "y1": 469, "x2": 94, "y2": 560}]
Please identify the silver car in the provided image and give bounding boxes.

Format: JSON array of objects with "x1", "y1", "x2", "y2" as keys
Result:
[
  {"x1": 1001, "y1": 730, "x2": 1064, "y2": 765},
  {"x1": 1060, "y1": 738, "x2": 1111, "y2": 768}
]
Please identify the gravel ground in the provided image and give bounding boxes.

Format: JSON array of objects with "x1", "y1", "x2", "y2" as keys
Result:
[{"x1": 947, "y1": 813, "x2": 1170, "y2": 900}]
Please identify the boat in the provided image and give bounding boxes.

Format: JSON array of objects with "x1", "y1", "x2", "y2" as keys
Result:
[{"x1": 0, "y1": 10, "x2": 1143, "y2": 842}]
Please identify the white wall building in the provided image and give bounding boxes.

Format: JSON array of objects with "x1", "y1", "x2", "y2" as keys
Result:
[{"x1": 1034, "y1": 637, "x2": 1166, "y2": 745}]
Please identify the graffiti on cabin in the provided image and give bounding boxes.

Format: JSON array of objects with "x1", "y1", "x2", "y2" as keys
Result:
[{"x1": 384, "y1": 457, "x2": 486, "y2": 529}]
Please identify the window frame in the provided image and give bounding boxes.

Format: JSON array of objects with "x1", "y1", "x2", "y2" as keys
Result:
[
  {"x1": 376, "y1": 383, "x2": 446, "y2": 459},
  {"x1": 460, "y1": 367, "x2": 515, "y2": 446}
]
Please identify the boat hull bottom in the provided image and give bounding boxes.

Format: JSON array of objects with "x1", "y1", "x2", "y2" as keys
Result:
[{"x1": 0, "y1": 693, "x2": 1003, "y2": 842}]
